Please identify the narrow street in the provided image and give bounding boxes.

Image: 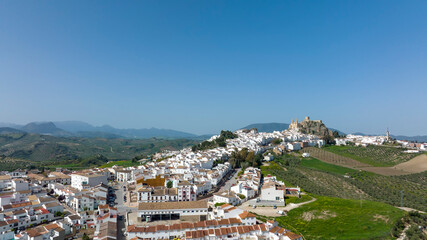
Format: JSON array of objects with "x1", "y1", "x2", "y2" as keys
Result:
[
  {"x1": 219, "y1": 168, "x2": 240, "y2": 192},
  {"x1": 115, "y1": 182, "x2": 137, "y2": 240}
]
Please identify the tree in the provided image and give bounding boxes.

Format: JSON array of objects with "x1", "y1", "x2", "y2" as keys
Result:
[
  {"x1": 55, "y1": 211, "x2": 64, "y2": 217},
  {"x1": 167, "y1": 181, "x2": 173, "y2": 188},
  {"x1": 58, "y1": 195, "x2": 65, "y2": 202},
  {"x1": 322, "y1": 135, "x2": 336, "y2": 145},
  {"x1": 245, "y1": 151, "x2": 255, "y2": 166},
  {"x1": 82, "y1": 233, "x2": 91, "y2": 240}
]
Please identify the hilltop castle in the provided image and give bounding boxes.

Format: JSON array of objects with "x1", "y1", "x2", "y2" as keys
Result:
[
  {"x1": 289, "y1": 116, "x2": 322, "y2": 130},
  {"x1": 289, "y1": 116, "x2": 332, "y2": 137}
]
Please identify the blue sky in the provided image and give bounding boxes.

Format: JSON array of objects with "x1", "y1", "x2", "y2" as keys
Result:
[{"x1": 0, "y1": 1, "x2": 426, "y2": 135}]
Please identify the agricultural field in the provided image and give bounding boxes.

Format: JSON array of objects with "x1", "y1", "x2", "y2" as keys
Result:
[
  {"x1": 347, "y1": 171, "x2": 427, "y2": 212},
  {"x1": 261, "y1": 162, "x2": 369, "y2": 200},
  {"x1": 323, "y1": 145, "x2": 419, "y2": 167},
  {"x1": 303, "y1": 147, "x2": 368, "y2": 168},
  {"x1": 300, "y1": 157, "x2": 359, "y2": 175},
  {"x1": 275, "y1": 196, "x2": 405, "y2": 240},
  {"x1": 303, "y1": 147, "x2": 422, "y2": 176},
  {"x1": 262, "y1": 154, "x2": 427, "y2": 212},
  {"x1": 392, "y1": 153, "x2": 427, "y2": 173}
]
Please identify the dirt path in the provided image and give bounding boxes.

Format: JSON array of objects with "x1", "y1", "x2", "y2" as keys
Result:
[
  {"x1": 357, "y1": 166, "x2": 411, "y2": 176},
  {"x1": 397, "y1": 206, "x2": 426, "y2": 214},
  {"x1": 393, "y1": 154, "x2": 427, "y2": 173},
  {"x1": 397, "y1": 225, "x2": 410, "y2": 240},
  {"x1": 238, "y1": 197, "x2": 317, "y2": 217}
]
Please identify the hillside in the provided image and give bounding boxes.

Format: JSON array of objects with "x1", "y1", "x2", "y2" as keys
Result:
[
  {"x1": 322, "y1": 145, "x2": 419, "y2": 167},
  {"x1": 276, "y1": 196, "x2": 405, "y2": 240},
  {"x1": 262, "y1": 154, "x2": 427, "y2": 212},
  {"x1": 21, "y1": 122, "x2": 71, "y2": 136},
  {"x1": 0, "y1": 127, "x2": 25, "y2": 134},
  {"x1": 0, "y1": 132, "x2": 199, "y2": 171}
]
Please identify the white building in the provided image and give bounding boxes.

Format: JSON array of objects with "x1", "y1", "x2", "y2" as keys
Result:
[
  {"x1": 213, "y1": 191, "x2": 240, "y2": 206},
  {"x1": 138, "y1": 200, "x2": 208, "y2": 222},
  {"x1": 230, "y1": 182, "x2": 255, "y2": 200},
  {"x1": 12, "y1": 179, "x2": 29, "y2": 192},
  {"x1": 260, "y1": 181, "x2": 285, "y2": 203},
  {"x1": 71, "y1": 173, "x2": 108, "y2": 191}
]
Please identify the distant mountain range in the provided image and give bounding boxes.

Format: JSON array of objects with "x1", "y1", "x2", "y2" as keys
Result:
[
  {"x1": 0, "y1": 121, "x2": 202, "y2": 140},
  {"x1": 1, "y1": 121, "x2": 425, "y2": 142},
  {"x1": 241, "y1": 123, "x2": 290, "y2": 132}
]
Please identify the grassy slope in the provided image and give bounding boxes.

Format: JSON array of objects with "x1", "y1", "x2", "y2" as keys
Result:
[
  {"x1": 276, "y1": 196, "x2": 405, "y2": 240},
  {"x1": 285, "y1": 194, "x2": 312, "y2": 205},
  {"x1": 300, "y1": 157, "x2": 359, "y2": 175},
  {"x1": 99, "y1": 160, "x2": 141, "y2": 168},
  {"x1": 323, "y1": 145, "x2": 419, "y2": 167}
]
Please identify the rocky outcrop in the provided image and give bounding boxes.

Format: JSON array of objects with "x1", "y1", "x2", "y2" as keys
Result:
[{"x1": 288, "y1": 116, "x2": 333, "y2": 137}]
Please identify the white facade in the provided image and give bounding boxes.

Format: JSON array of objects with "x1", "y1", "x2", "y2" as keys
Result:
[{"x1": 71, "y1": 174, "x2": 108, "y2": 191}]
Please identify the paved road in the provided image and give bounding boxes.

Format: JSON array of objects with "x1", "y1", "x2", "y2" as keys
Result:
[
  {"x1": 219, "y1": 168, "x2": 240, "y2": 192},
  {"x1": 117, "y1": 217, "x2": 126, "y2": 240},
  {"x1": 115, "y1": 182, "x2": 136, "y2": 214},
  {"x1": 115, "y1": 182, "x2": 137, "y2": 240},
  {"x1": 63, "y1": 203, "x2": 77, "y2": 215}
]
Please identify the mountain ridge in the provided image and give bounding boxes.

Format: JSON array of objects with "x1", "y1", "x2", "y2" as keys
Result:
[{"x1": 0, "y1": 121, "x2": 202, "y2": 140}]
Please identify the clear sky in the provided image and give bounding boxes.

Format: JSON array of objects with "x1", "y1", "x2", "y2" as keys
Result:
[{"x1": 0, "y1": 1, "x2": 426, "y2": 135}]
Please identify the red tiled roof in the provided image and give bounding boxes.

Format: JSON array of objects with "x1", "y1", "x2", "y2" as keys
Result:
[
  {"x1": 38, "y1": 208, "x2": 50, "y2": 214},
  {"x1": 185, "y1": 224, "x2": 267, "y2": 238},
  {"x1": 127, "y1": 218, "x2": 242, "y2": 233},
  {"x1": 239, "y1": 211, "x2": 256, "y2": 219}
]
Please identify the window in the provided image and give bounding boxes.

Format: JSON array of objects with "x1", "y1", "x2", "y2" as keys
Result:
[{"x1": 276, "y1": 197, "x2": 280, "y2": 200}]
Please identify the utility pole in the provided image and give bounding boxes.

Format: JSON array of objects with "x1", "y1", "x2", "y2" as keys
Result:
[{"x1": 400, "y1": 190, "x2": 404, "y2": 207}]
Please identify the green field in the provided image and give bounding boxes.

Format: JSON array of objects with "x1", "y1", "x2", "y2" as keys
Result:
[
  {"x1": 301, "y1": 157, "x2": 359, "y2": 175},
  {"x1": 323, "y1": 145, "x2": 418, "y2": 167},
  {"x1": 276, "y1": 196, "x2": 405, "y2": 240},
  {"x1": 285, "y1": 194, "x2": 312, "y2": 205},
  {"x1": 262, "y1": 155, "x2": 427, "y2": 212},
  {"x1": 99, "y1": 160, "x2": 141, "y2": 168}
]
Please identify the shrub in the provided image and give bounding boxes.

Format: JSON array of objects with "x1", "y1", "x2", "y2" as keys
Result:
[
  {"x1": 214, "y1": 202, "x2": 227, "y2": 207},
  {"x1": 237, "y1": 194, "x2": 246, "y2": 199}
]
